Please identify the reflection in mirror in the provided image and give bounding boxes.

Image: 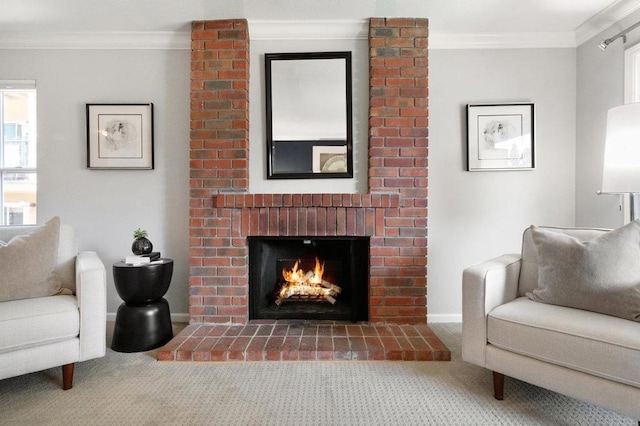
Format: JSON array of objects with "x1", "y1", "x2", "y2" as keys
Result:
[
  {"x1": 271, "y1": 58, "x2": 346, "y2": 140},
  {"x1": 266, "y1": 51, "x2": 352, "y2": 179}
]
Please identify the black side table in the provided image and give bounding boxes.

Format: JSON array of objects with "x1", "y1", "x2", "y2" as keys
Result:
[{"x1": 111, "y1": 259, "x2": 174, "y2": 353}]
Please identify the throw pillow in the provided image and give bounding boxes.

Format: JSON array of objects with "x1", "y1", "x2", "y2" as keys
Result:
[
  {"x1": 0, "y1": 216, "x2": 68, "y2": 302},
  {"x1": 527, "y1": 221, "x2": 640, "y2": 322}
]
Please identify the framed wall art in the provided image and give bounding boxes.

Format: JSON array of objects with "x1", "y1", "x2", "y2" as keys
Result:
[
  {"x1": 467, "y1": 103, "x2": 535, "y2": 171},
  {"x1": 86, "y1": 103, "x2": 154, "y2": 169}
]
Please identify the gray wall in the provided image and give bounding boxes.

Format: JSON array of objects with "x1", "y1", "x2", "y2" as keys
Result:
[
  {"x1": 427, "y1": 48, "x2": 577, "y2": 320},
  {"x1": 1, "y1": 39, "x2": 581, "y2": 322},
  {"x1": 0, "y1": 49, "x2": 191, "y2": 316}
]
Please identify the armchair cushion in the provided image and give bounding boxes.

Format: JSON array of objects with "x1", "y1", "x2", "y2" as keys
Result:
[
  {"x1": 527, "y1": 221, "x2": 640, "y2": 322},
  {"x1": 0, "y1": 217, "x2": 71, "y2": 302},
  {"x1": 488, "y1": 297, "x2": 640, "y2": 388},
  {"x1": 0, "y1": 295, "x2": 79, "y2": 354}
]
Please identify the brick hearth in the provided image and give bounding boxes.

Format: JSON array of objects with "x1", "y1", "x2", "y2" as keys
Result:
[{"x1": 158, "y1": 321, "x2": 450, "y2": 362}]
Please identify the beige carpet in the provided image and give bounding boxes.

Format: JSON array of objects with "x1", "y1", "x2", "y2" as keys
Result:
[{"x1": 0, "y1": 323, "x2": 634, "y2": 425}]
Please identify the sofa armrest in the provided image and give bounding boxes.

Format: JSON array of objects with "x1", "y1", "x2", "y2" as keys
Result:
[
  {"x1": 462, "y1": 254, "x2": 521, "y2": 367},
  {"x1": 75, "y1": 251, "x2": 107, "y2": 361}
]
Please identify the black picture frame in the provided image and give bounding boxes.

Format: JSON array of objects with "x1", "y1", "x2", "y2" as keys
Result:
[
  {"x1": 466, "y1": 103, "x2": 535, "y2": 171},
  {"x1": 86, "y1": 103, "x2": 154, "y2": 170},
  {"x1": 265, "y1": 51, "x2": 353, "y2": 179}
]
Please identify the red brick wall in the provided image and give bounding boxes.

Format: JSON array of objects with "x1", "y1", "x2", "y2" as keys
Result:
[
  {"x1": 189, "y1": 20, "x2": 250, "y2": 322},
  {"x1": 189, "y1": 18, "x2": 428, "y2": 325},
  {"x1": 367, "y1": 18, "x2": 429, "y2": 323}
]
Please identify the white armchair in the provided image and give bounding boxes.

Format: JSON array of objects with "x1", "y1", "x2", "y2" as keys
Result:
[
  {"x1": 462, "y1": 226, "x2": 640, "y2": 422},
  {"x1": 0, "y1": 221, "x2": 106, "y2": 389}
]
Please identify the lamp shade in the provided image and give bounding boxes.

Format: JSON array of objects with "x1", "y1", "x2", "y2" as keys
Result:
[{"x1": 602, "y1": 103, "x2": 640, "y2": 193}]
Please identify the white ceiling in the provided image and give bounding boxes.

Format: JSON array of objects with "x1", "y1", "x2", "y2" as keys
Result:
[{"x1": 1, "y1": 0, "x2": 640, "y2": 48}]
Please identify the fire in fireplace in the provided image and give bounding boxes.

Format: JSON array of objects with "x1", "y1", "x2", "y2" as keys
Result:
[
  {"x1": 248, "y1": 236, "x2": 369, "y2": 322},
  {"x1": 276, "y1": 256, "x2": 342, "y2": 306}
]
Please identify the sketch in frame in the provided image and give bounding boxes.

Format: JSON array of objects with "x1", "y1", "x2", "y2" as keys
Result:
[
  {"x1": 467, "y1": 103, "x2": 535, "y2": 171},
  {"x1": 86, "y1": 103, "x2": 154, "y2": 169},
  {"x1": 312, "y1": 145, "x2": 348, "y2": 173}
]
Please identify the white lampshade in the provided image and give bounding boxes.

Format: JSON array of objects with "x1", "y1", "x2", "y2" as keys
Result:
[{"x1": 602, "y1": 103, "x2": 640, "y2": 193}]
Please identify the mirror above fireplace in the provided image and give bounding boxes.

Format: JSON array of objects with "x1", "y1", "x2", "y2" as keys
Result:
[{"x1": 265, "y1": 51, "x2": 353, "y2": 180}]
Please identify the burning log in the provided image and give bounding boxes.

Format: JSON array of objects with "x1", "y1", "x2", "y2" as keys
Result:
[
  {"x1": 275, "y1": 282, "x2": 340, "y2": 305},
  {"x1": 318, "y1": 280, "x2": 341, "y2": 293},
  {"x1": 275, "y1": 257, "x2": 341, "y2": 306},
  {"x1": 324, "y1": 294, "x2": 336, "y2": 304}
]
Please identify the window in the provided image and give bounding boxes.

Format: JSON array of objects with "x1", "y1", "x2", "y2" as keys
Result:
[{"x1": 0, "y1": 80, "x2": 37, "y2": 225}]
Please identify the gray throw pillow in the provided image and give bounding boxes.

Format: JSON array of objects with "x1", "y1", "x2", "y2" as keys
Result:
[
  {"x1": 0, "y1": 216, "x2": 68, "y2": 302},
  {"x1": 527, "y1": 221, "x2": 640, "y2": 322}
]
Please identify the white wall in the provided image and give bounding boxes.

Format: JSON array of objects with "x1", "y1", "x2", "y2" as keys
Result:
[
  {"x1": 0, "y1": 49, "x2": 191, "y2": 316},
  {"x1": 0, "y1": 36, "x2": 581, "y2": 323},
  {"x1": 427, "y1": 48, "x2": 577, "y2": 321},
  {"x1": 576, "y1": 9, "x2": 640, "y2": 229}
]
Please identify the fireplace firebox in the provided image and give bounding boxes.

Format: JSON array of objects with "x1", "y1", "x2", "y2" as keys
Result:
[{"x1": 248, "y1": 236, "x2": 369, "y2": 322}]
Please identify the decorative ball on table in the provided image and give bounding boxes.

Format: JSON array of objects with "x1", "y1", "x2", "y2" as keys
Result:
[{"x1": 131, "y1": 228, "x2": 153, "y2": 255}]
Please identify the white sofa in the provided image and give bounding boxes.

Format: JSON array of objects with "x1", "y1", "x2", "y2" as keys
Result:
[
  {"x1": 462, "y1": 226, "x2": 640, "y2": 422},
  {"x1": 0, "y1": 220, "x2": 106, "y2": 389}
]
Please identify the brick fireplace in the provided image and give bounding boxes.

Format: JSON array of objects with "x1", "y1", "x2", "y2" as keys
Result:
[{"x1": 188, "y1": 18, "x2": 429, "y2": 326}]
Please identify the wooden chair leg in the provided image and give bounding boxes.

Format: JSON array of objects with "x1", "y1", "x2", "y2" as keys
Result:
[
  {"x1": 62, "y1": 363, "x2": 74, "y2": 390},
  {"x1": 493, "y1": 371, "x2": 505, "y2": 400}
]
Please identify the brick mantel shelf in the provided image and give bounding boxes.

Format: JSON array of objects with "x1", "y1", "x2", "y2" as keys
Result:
[{"x1": 214, "y1": 193, "x2": 400, "y2": 209}]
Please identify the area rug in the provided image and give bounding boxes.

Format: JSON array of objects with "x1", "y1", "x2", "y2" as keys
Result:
[{"x1": 0, "y1": 324, "x2": 633, "y2": 425}]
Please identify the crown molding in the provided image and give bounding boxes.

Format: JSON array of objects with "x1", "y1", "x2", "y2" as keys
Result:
[
  {"x1": 576, "y1": 0, "x2": 640, "y2": 46},
  {"x1": 0, "y1": 21, "x2": 370, "y2": 49},
  {"x1": 429, "y1": 32, "x2": 577, "y2": 49},
  {"x1": 0, "y1": 31, "x2": 191, "y2": 50},
  {"x1": 248, "y1": 20, "x2": 368, "y2": 40},
  {"x1": 0, "y1": 19, "x2": 611, "y2": 50}
]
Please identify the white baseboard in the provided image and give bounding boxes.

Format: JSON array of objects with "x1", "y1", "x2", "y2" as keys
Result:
[
  {"x1": 169, "y1": 313, "x2": 190, "y2": 323},
  {"x1": 427, "y1": 313, "x2": 462, "y2": 323},
  {"x1": 107, "y1": 312, "x2": 190, "y2": 323}
]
